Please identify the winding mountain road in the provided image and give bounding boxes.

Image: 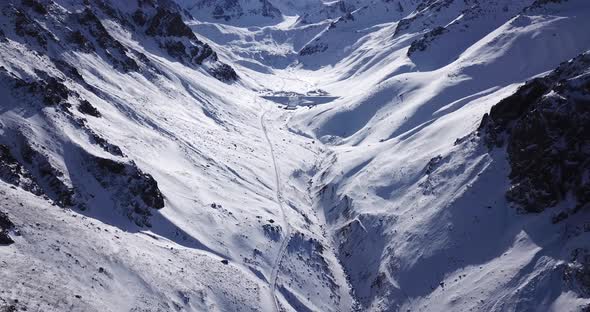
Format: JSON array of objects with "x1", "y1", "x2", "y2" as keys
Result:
[{"x1": 257, "y1": 89, "x2": 292, "y2": 312}]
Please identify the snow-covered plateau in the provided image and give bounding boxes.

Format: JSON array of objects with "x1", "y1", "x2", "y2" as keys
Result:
[{"x1": 0, "y1": 0, "x2": 589, "y2": 311}]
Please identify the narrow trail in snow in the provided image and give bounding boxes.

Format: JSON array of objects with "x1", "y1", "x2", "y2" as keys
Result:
[{"x1": 257, "y1": 88, "x2": 292, "y2": 312}]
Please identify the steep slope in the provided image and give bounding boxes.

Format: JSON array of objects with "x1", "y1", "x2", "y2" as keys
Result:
[
  {"x1": 480, "y1": 51, "x2": 590, "y2": 215},
  {"x1": 179, "y1": 0, "x2": 282, "y2": 26},
  {"x1": 1, "y1": 0, "x2": 589, "y2": 311},
  {"x1": 0, "y1": 0, "x2": 352, "y2": 311},
  {"x1": 287, "y1": 0, "x2": 590, "y2": 310}
]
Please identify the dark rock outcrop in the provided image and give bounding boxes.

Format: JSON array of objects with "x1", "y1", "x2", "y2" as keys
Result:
[
  {"x1": 135, "y1": 4, "x2": 236, "y2": 80},
  {"x1": 192, "y1": 44, "x2": 215, "y2": 65},
  {"x1": 423, "y1": 154, "x2": 443, "y2": 175},
  {"x1": 52, "y1": 59, "x2": 86, "y2": 83},
  {"x1": 393, "y1": 0, "x2": 455, "y2": 38},
  {"x1": 13, "y1": 8, "x2": 56, "y2": 49},
  {"x1": 0, "y1": 136, "x2": 76, "y2": 209},
  {"x1": 7, "y1": 72, "x2": 70, "y2": 109},
  {"x1": 479, "y1": 52, "x2": 590, "y2": 214},
  {"x1": 564, "y1": 248, "x2": 590, "y2": 298},
  {"x1": 67, "y1": 30, "x2": 95, "y2": 52},
  {"x1": 525, "y1": 0, "x2": 568, "y2": 12},
  {"x1": 85, "y1": 129, "x2": 124, "y2": 157},
  {"x1": 19, "y1": 140, "x2": 75, "y2": 207},
  {"x1": 0, "y1": 211, "x2": 15, "y2": 245},
  {"x1": 196, "y1": 0, "x2": 281, "y2": 21},
  {"x1": 87, "y1": 155, "x2": 164, "y2": 227},
  {"x1": 0, "y1": 144, "x2": 43, "y2": 196},
  {"x1": 76, "y1": 8, "x2": 139, "y2": 72},
  {"x1": 41, "y1": 77, "x2": 70, "y2": 106},
  {"x1": 262, "y1": 223, "x2": 281, "y2": 241},
  {"x1": 208, "y1": 63, "x2": 238, "y2": 82},
  {"x1": 78, "y1": 100, "x2": 101, "y2": 117},
  {"x1": 300, "y1": 43, "x2": 328, "y2": 56},
  {"x1": 21, "y1": 0, "x2": 48, "y2": 15},
  {"x1": 146, "y1": 9, "x2": 196, "y2": 39},
  {"x1": 258, "y1": 0, "x2": 281, "y2": 18},
  {"x1": 407, "y1": 26, "x2": 447, "y2": 56}
]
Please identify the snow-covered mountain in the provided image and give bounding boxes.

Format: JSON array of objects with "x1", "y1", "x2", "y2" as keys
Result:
[{"x1": 1, "y1": 0, "x2": 589, "y2": 311}]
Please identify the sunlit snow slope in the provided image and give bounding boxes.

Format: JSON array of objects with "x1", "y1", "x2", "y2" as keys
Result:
[{"x1": 1, "y1": 0, "x2": 589, "y2": 311}]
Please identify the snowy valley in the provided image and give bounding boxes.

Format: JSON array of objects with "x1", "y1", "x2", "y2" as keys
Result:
[{"x1": 0, "y1": 0, "x2": 589, "y2": 311}]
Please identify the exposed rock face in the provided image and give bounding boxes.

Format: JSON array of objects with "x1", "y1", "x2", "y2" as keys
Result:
[
  {"x1": 407, "y1": 26, "x2": 447, "y2": 56},
  {"x1": 22, "y1": 0, "x2": 48, "y2": 15},
  {"x1": 0, "y1": 211, "x2": 15, "y2": 245},
  {"x1": 0, "y1": 144, "x2": 43, "y2": 197},
  {"x1": 77, "y1": 100, "x2": 101, "y2": 118},
  {"x1": 0, "y1": 1, "x2": 181, "y2": 227},
  {"x1": 479, "y1": 52, "x2": 590, "y2": 214},
  {"x1": 295, "y1": 1, "x2": 347, "y2": 24},
  {"x1": 299, "y1": 43, "x2": 328, "y2": 56},
  {"x1": 525, "y1": 0, "x2": 568, "y2": 11},
  {"x1": 262, "y1": 223, "x2": 281, "y2": 241},
  {"x1": 259, "y1": 0, "x2": 281, "y2": 18},
  {"x1": 13, "y1": 7, "x2": 56, "y2": 50},
  {"x1": 67, "y1": 30, "x2": 95, "y2": 52},
  {"x1": 19, "y1": 139, "x2": 75, "y2": 207},
  {"x1": 193, "y1": 0, "x2": 281, "y2": 21},
  {"x1": 145, "y1": 8, "x2": 196, "y2": 39},
  {"x1": 76, "y1": 8, "x2": 140, "y2": 72},
  {"x1": 0, "y1": 137, "x2": 74, "y2": 208},
  {"x1": 1, "y1": 0, "x2": 236, "y2": 80},
  {"x1": 564, "y1": 248, "x2": 590, "y2": 298},
  {"x1": 134, "y1": 3, "x2": 238, "y2": 80},
  {"x1": 336, "y1": 214, "x2": 388, "y2": 307},
  {"x1": 393, "y1": 0, "x2": 455, "y2": 37},
  {"x1": 87, "y1": 155, "x2": 164, "y2": 227},
  {"x1": 3, "y1": 73, "x2": 70, "y2": 108},
  {"x1": 209, "y1": 63, "x2": 238, "y2": 82},
  {"x1": 159, "y1": 39, "x2": 215, "y2": 65}
]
